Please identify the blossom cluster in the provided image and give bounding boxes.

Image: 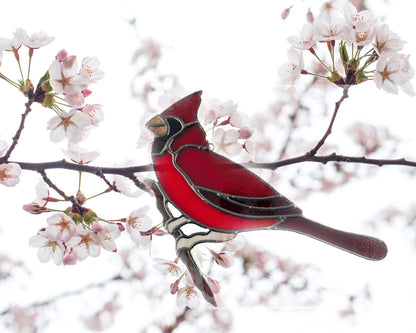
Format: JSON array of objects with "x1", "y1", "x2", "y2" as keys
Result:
[
  {"x1": 279, "y1": 1, "x2": 415, "y2": 95},
  {"x1": 46, "y1": 50, "x2": 104, "y2": 144},
  {"x1": 26, "y1": 182, "x2": 156, "y2": 265}
]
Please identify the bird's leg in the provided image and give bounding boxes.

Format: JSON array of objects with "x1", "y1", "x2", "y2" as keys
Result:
[
  {"x1": 176, "y1": 230, "x2": 236, "y2": 252},
  {"x1": 165, "y1": 216, "x2": 189, "y2": 233}
]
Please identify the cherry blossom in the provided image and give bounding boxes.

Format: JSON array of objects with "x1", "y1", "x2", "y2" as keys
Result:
[
  {"x1": 345, "y1": 21, "x2": 376, "y2": 46},
  {"x1": 287, "y1": 23, "x2": 316, "y2": 50},
  {"x1": 49, "y1": 56, "x2": 87, "y2": 95},
  {"x1": 153, "y1": 258, "x2": 183, "y2": 277},
  {"x1": 373, "y1": 24, "x2": 405, "y2": 56},
  {"x1": 81, "y1": 104, "x2": 104, "y2": 126},
  {"x1": 212, "y1": 127, "x2": 242, "y2": 156},
  {"x1": 92, "y1": 222, "x2": 121, "y2": 252},
  {"x1": 47, "y1": 109, "x2": 91, "y2": 143},
  {"x1": 278, "y1": 49, "x2": 305, "y2": 83},
  {"x1": 343, "y1": 2, "x2": 375, "y2": 27},
  {"x1": 176, "y1": 284, "x2": 201, "y2": 309},
  {"x1": 111, "y1": 175, "x2": 143, "y2": 197},
  {"x1": 14, "y1": 28, "x2": 54, "y2": 49},
  {"x1": 62, "y1": 144, "x2": 100, "y2": 164},
  {"x1": 0, "y1": 162, "x2": 21, "y2": 187},
  {"x1": 125, "y1": 206, "x2": 153, "y2": 249},
  {"x1": 313, "y1": 13, "x2": 346, "y2": 41},
  {"x1": 200, "y1": 99, "x2": 239, "y2": 125},
  {"x1": 34, "y1": 181, "x2": 50, "y2": 206},
  {"x1": 45, "y1": 213, "x2": 76, "y2": 242},
  {"x1": 66, "y1": 225, "x2": 101, "y2": 261},
  {"x1": 29, "y1": 231, "x2": 65, "y2": 265},
  {"x1": 374, "y1": 54, "x2": 415, "y2": 95},
  {"x1": 79, "y1": 57, "x2": 104, "y2": 83},
  {"x1": 0, "y1": 36, "x2": 22, "y2": 51}
]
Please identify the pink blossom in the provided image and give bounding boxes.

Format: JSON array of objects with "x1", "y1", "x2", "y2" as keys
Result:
[
  {"x1": 81, "y1": 104, "x2": 104, "y2": 126},
  {"x1": 209, "y1": 249, "x2": 234, "y2": 268},
  {"x1": 47, "y1": 110, "x2": 91, "y2": 143},
  {"x1": 206, "y1": 276, "x2": 221, "y2": 294},
  {"x1": 79, "y1": 57, "x2": 104, "y2": 83},
  {"x1": 29, "y1": 231, "x2": 65, "y2": 265},
  {"x1": 0, "y1": 163, "x2": 21, "y2": 187},
  {"x1": 23, "y1": 203, "x2": 47, "y2": 215},
  {"x1": 63, "y1": 253, "x2": 77, "y2": 265},
  {"x1": 126, "y1": 206, "x2": 153, "y2": 249}
]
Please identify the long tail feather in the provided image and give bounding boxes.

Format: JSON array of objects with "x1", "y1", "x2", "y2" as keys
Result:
[{"x1": 276, "y1": 217, "x2": 387, "y2": 261}]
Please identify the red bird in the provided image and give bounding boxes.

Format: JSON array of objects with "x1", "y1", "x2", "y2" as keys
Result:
[{"x1": 146, "y1": 91, "x2": 387, "y2": 305}]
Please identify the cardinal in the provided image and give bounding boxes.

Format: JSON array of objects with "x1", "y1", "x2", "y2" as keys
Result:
[{"x1": 146, "y1": 91, "x2": 387, "y2": 305}]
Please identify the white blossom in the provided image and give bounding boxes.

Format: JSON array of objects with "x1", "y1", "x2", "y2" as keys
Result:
[
  {"x1": 374, "y1": 54, "x2": 415, "y2": 96},
  {"x1": 373, "y1": 24, "x2": 406, "y2": 56},
  {"x1": 278, "y1": 49, "x2": 304, "y2": 83},
  {"x1": 126, "y1": 206, "x2": 153, "y2": 249},
  {"x1": 66, "y1": 225, "x2": 101, "y2": 261},
  {"x1": 212, "y1": 128, "x2": 242, "y2": 156},
  {"x1": 62, "y1": 144, "x2": 100, "y2": 164},
  {"x1": 153, "y1": 258, "x2": 183, "y2": 277},
  {"x1": 45, "y1": 213, "x2": 76, "y2": 242},
  {"x1": 343, "y1": 2, "x2": 376, "y2": 27},
  {"x1": 287, "y1": 23, "x2": 316, "y2": 50},
  {"x1": 47, "y1": 110, "x2": 91, "y2": 143},
  {"x1": 92, "y1": 222, "x2": 121, "y2": 252},
  {"x1": 177, "y1": 285, "x2": 201, "y2": 309},
  {"x1": 14, "y1": 28, "x2": 54, "y2": 49},
  {"x1": 29, "y1": 231, "x2": 65, "y2": 265},
  {"x1": 314, "y1": 13, "x2": 347, "y2": 41}
]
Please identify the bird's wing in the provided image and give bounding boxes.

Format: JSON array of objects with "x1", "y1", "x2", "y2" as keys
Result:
[{"x1": 174, "y1": 146, "x2": 302, "y2": 219}]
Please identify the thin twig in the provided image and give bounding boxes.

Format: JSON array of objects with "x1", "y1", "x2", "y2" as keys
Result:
[
  {"x1": 0, "y1": 100, "x2": 33, "y2": 162},
  {"x1": 308, "y1": 86, "x2": 350, "y2": 156}
]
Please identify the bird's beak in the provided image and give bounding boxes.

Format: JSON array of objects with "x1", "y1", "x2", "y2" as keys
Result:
[{"x1": 146, "y1": 116, "x2": 168, "y2": 137}]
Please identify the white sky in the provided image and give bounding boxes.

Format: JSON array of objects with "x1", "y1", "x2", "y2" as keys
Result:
[{"x1": 1, "y1": 0, "x2": 416, "y2": 332}]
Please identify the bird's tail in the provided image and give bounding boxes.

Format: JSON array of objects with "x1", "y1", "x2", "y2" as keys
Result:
[{"x1": 275, "y1": 217, "x2": 387, "y2": 261}]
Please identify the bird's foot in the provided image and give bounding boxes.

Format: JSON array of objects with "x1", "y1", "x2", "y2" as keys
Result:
[{"x1": 176, "y1": 230, "x2": 236, "y2": 252}]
